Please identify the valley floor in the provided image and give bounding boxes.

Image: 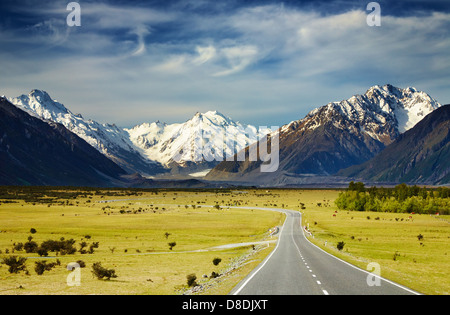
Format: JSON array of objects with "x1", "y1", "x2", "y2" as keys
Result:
[{"x1": 0, "y1": 188, "x2": 448, "y2": 295}]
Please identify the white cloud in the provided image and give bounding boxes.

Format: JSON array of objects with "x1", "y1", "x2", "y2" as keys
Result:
[
  {"x1": 152, "y1": 55, "x2": 188, "y2": 74},
  {"x1": 1, "y1": 2, "x2": 450, "y2": 127},
  {"x1": 193, "y1": 45, "x2": 217, "y2": 65},
  {"x1": 213, "y1": 45, "x2": 259, "y2": 76}
]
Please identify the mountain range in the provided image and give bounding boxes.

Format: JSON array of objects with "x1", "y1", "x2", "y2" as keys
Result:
[
  {"x1": 1, "y1": 84, "x2": 448, "y2": 187},
  {"x1": 206, "y1": 84, "x2": 444, "y2": 185},
  {"x1": 339, "y1": 104, "x2": 450, "y2": 185},
  {"x1": 8, "y1": 90, "x2": 269, "y2": 177}
]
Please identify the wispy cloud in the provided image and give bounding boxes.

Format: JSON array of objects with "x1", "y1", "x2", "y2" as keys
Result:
[
  {"x1": 0, "y1": 1, "x2": 449, "y2": 127},
  {"x1": 193, "y1": 45, "x2": 216, "y2": 65},
  {"x1": 213, "y1": 45, "x2": 259, "y2": 77}
]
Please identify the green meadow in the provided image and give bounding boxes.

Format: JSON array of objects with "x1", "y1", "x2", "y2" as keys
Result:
[{"x1": 0, "y1": 188, "x2": 448, "y2": 295}]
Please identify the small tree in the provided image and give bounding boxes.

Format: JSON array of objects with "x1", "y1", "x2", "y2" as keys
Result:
[
  {"x1": 337, "y1": 241, "x2": 345, "y2": 251},
  {"x1": 212, "y1": 257, "x2": 222, "y2": 266},
  {"x1": 186, "y1": 273, "x2": 197, "y2": 287},
  {"x1": 34, "y1": 260, "x2": 58, "y2": 275},
  {"x1": 91, "y1": 262, "x2": 117, "y2": 280},
  {"x1": 24, "y1": 240, "x2": 39, "y2": 253},
  {"x1": 168, "y1": 242, "x2": 177, "y2": 250},
  {"x1": 1, "y1": 256, "x2": 27, "y2": 274}
]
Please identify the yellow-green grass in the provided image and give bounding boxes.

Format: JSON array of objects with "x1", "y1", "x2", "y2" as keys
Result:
[
  {"x1": 296, "y1": 191, "x2": 449, "y2": 295},
  {"x1": 0, "y1": 194, "x2": 283, "y2": 295},
  {"x1": 0, "y1": 188, "x2": 448, "y2": 295}
]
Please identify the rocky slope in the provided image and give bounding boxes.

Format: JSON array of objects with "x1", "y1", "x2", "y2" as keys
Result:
[
  {"x1": 0, "y1": 97, "x2": 127, "y2": 186},
  {"x1": 339, "y1": 104, "x2": 450, "y2": 185},
  {"x1": 206, "y1": 84, "x2": 442, "y2": 184}
]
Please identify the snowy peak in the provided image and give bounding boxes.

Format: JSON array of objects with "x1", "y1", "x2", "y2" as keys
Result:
[
  {"x1": 8, "y1": 90, "x2": 164, "y2": 176},
  {"x1": 126, "y1": 111, "x2": 271, "y2": 168},
  {"x1": 361, "y1": 84, "x2": 441, "y2": 132},
  {"x1": 298, "y1": 84, "x2": 441, "y2": 142},
  {"x1": 9, "y1": 89, "x2": 71, "y2": 121}
]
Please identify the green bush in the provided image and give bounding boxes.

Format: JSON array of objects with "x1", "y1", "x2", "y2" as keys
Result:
[
  {"x1": 335, "y1": 183, "x2": 450, "y2": 215},
  {"x1": 91, "y1": 262, "x2": 117, "y2": 280}
]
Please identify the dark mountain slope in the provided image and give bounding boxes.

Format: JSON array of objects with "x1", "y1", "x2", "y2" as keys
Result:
[
  {"x1": 338, "y1": 105, "x2": 450, "y2": 185},
  {"x1": 0, "y1": 97, "x2": 127, "y2": 186},
  {"x1": 206, "y1": 85, "x2": 442, "y2": 185}
]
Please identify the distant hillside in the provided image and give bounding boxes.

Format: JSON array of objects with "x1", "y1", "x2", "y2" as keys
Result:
[{"x1": 339, "y1": 104, "x2": 450, "y2": 185}]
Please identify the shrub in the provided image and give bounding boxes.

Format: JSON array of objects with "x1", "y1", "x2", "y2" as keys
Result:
[
  {"x1": 337, "y1": 241, "x2": 345, "y2": 251},
  {"x1": 39, "y1": 238, "x2": 77, "y2": 255},
  {"x1": 24, "y1": 240, "x2": 39, "y2": 253},
  {"x1": 13, "y1": 242, "x2": 24, "y2": 251},
  {"x1": 168, "y1": 242, "x2": 177, "y2": 250},
  {"x1": 186, "y1": 273, "x2": 197, "y2": 287},
  {"x1": 88, "y1": 242, "x2": 99, "y2": 254},
  {"x1": 34, "y1": 260, "x2": 58, "y2": 275},
  {"x1": 91, "y1": 262, "x2": 117, "y2": 280},
  {"x1": 212, "y1": 257, "x2": 222, "y2": 266},
  {"x1": 37, "y1": 248, "x2": 49, "y2": 257},
  {"x1": 1, "y1": 256, "x2": 27, "y2": 274},
  {"x1": 393, "y1": 251, "x2": 400, "y2": 261}
]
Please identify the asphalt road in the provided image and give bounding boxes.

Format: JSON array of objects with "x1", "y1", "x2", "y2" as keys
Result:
[{"x1": 229, "y1": 208, "x2": 420, "y2": 295}]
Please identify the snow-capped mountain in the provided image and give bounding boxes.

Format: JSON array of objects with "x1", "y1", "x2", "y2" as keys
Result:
[
  {"x1": 339, "y1": 104, "x2": 450, "y2": 185},
  {"x1": 126, "y1": 111, "x2": 271, "y2": 172},
  {"x1": 8, "y1": 90, "x2": 270, "y2": 176},
  {"x1": 282, "y1": 84, "x2": 441, "y2": 145},
  {"x1": 0, "y1": 97, "x2": 127, "y2": 186},
  {"x1": 8, "y1": 90, "x2": 165, "y2": 176},
  {"x1": 207, "y1": 84, "x2": 442, "y2": 183}
]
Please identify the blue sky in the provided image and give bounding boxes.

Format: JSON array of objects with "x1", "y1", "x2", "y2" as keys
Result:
[{"x1": 1, "y1": 0, "x2": 449, "y2": 127}]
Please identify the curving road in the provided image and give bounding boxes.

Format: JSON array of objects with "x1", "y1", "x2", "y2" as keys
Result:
[{"x1": 229, "y1": 208, "x2": 420, "y2": 295}]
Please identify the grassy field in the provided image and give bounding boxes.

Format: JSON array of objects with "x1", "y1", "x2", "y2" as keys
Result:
[
  {"x1": 0, "y1": 189, "x2": 283, "y2": 295},
  {"x1": 0, "y1": 188, "x2": 448, "y2": 295}
]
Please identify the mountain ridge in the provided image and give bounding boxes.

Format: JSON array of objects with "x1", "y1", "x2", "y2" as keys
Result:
[
  {"x1": 5, "y1": 84, "x2": 445, "y2": 186},
  {"x1": 206, "y1": 84, "x2": 442, "y2": 184},
  {"x1": 338, "y1": 104, "x2": 450, "y2": 185},
  {"x1": 8, "y1": 90, "x2": 270, "y2": 176},
  {"x1": 0, "y1": 97, "x2": 128, "y2": 186}
]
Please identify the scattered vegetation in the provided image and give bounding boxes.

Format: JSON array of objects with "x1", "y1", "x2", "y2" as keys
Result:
[
  {"x1": 91, "y1": 262, "x2": 117, "y2": 280},
  {"x1": 335, "y1": 182, "x2": 450, "y2": 214}
]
